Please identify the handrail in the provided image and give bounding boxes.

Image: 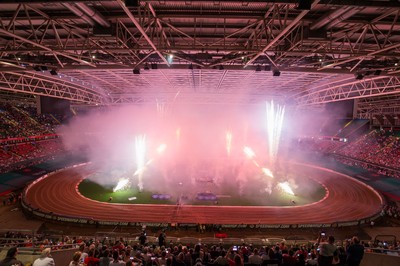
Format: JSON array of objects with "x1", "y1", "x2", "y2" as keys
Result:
[
  {"x1": 0, "y1": 244, "x2": 79, "y2": 255},
  {"x1": 367, "y1": 248, "x2": 400, "y2": 256}
]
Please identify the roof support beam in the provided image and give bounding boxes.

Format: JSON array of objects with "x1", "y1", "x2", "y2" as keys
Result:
[
  {"x1": 244, "y1": 0, "x2": 320, "y2": 67},
  {"x1": 0, "y1": 71, "x2": 104, "y2": 104},
  {"x1": 116, "y1": 0, "x2": 169, "y2": 66},
  {"x1": 147, "y1": 3, "x2": 170, "y2": 47},
  {"x1": 319, "y1": 42, "x2": 400, "y2": 70},
  {"x1": 295, "y1": 76, "x2": 400, "y2": 106},
  {"x1": 0, "y1": 28, "x2": 95, "y2": 67}
]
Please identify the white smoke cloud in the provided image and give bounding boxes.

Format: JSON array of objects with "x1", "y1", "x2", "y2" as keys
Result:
[{"x1": 57, "y1": 102, "x2": 330, "y2": 202}]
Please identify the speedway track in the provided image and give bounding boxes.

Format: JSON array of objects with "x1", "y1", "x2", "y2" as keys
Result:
[{"x1": 24, "y1": 163, "x2": 383, "y2": 225}]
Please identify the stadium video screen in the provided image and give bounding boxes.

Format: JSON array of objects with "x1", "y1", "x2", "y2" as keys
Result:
[
  {"x1": 325, "y1": 99, "x2": 354, "y2": 118},
  {"x1": 39, "y1": 96, "x2": 71, "y2": 116}
]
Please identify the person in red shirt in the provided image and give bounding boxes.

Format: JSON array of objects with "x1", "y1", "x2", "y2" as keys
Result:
[
  {"x1": 282, "y1": 249, "x2": 296, "y2": 266},
  {"x1": 84, "y1": 249, "x2": 100, "y2": 266},
  {"x1": 227, "y1": 254, "x2": 244, "y2": 266}
]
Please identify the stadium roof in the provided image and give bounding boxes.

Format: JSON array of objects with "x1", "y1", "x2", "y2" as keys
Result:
[{"x1": 0, "y1": 0, "x2": 400, "y2": 115}]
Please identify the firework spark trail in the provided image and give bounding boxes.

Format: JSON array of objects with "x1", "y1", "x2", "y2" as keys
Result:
[
  {"x1": 277, "y1": 181, "x2": 295, "y2": 195},
  {"x1": 261, "y1": 167, "x2": 274, "y2": 178},
  {"x1": 253, "y1": 160, "x2": 260, "y2": 168},
  {"x1": 242, "y1": 146, "x2": 271, "y2": 194},
  {"x1": 266, "y1": 101, "x2": 285, "y2": 166},
  {"x1": 243, "y1": 146, "x2": 274, "y2": 179},
  {"x1": 156, "y1": 100, "x2": 165, "y2": 118},
  {"x1": 113, "y1": 178, "x2": 129, "y2": 192},
  {"x1": 135, "y1": 135, "x2": 146, "y2": 191},
  {"x1": 243, "y1": 146, "x2": 255, "y2": 159},
  {"x1": 133, "y1": 159, "x2": 155, "y2": 176},
  {"x1": 226, "y1": 130, "x2": 232, "y2": 156}
]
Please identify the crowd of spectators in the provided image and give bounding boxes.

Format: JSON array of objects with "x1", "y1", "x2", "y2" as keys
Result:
[
  {"x1": 0, "y1": 103, "x2": 65, "y2": 173},
  {"x1": 381, "y1": 204, "x2": 399, "y2": 220},
  {"x1": 296, "y1": 138, "x2": 345, "y2": 155},
  {"x1": 300, "y1": 129, "x2": 400, "y2": 179},
  {"x1": 2, "y1": 192, "x2": 20, "y2": 206},
  {"x1": 335, "y1": 130, "x2": 398, "y2": 166},
  {"x1": 0, "y1": 103, "x2": 59, "y2": 139},
  {"x1": 0, "y1": 231, "x2": 39, "y2": 249},
  {"x1": 1, "y1": 230, "x2": 399, "y2": 266},
  {"x1": 0, "y1": 139, "x2": 64, "y2": 173}
]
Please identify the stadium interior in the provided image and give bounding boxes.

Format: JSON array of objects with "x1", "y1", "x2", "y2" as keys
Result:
[{"x1": 0, "y1": 1, "x2": 400, "y2": 266}]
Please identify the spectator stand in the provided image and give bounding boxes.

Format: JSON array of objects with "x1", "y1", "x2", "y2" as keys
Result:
[{"x1": 1, "y1": 226, "x2": 400, "y2": 266}]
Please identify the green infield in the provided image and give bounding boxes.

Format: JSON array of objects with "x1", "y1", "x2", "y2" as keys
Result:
[{"x1": 78, "y1": 173, "x2": 326, "y2": 206}]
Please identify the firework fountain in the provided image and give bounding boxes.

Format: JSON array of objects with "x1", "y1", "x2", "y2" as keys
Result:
[
  {"x1": 241, "y1": 101, "x2": 292, "y2": 196},
  {"x1": 266, "y1": 101, "x2": 285, "y2": 168},
  {"x1": 264, "y1": 101, "x2": 296, "y2": 196},
  {"x1": 107, "y1": 100, "x2": 293, "y2": 200},
  {"x1": 135, "y1": 135, "x2": 146, "y2": 191},
  {"x1": 226, "y1": 130, "x2": 232, "y2": 156},
  {"x1": 113, "y1": 178, "x2": 129, "y2": 192}
]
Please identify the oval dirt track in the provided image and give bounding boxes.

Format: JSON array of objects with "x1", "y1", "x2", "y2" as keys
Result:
[{"x1": 24, "y1": 163, "x2": 383, "y2": 225}]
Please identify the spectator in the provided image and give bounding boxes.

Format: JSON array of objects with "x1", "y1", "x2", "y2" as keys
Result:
[
  {"x1": 110, "y1": 251, "x2": 124, "y2": 266},
  {"x1": 281, "y1": 249, "x2": 296, "y2": 266},
  {"x1": 248, "y1": 248, "x2": 262, "y2": 265},
  {"x1": 295, "y1": 253, "x2": 306, "y2": 266},
  {"x1": 157, "y1": 251, "x2": 168, "y2": 266},
  {"x1": 346, "y1": 237, "x2": 364, "y2": 266},
  {"x1": 273, "y1": 246, "x2": 282, "y2": 263},
  {"x1": 331, "y1": 250, "x2": 340, "y2": 265},
  {"x1": 194, "y1": 258, "x2": 203, "y2": 266},
  {"x1": 191, "y1": 244, "x2": 203, "y2": 265},
  {"x1": 305, "y1": 253, "x2": 317, "y2": 266},
  {"x1": 84, "y1": 249, "x2": 100, "y2": 266},
  {"x1": 159, "y1": 230, "x2": 166, "y2": 247},
  {"x1": 99, "y1": 249, "x2": 111, "y2": 266},
  {"x1": 33, "y1": 248, "x2": 55, "y2": 266},
  {"x1": 79, "y1": 244, "x2": 88, "y2": 264},
  {"x1": 0, "y1": 247, "x2": 23, "y2": 266},
  {"x1": 172, "y1": 252, "x2": 185, "y2": 266},
  {"x1": 228, "y1": 254, "x2": 243, "y2": 266},
  {"x1": 69, "y1": 252, "x2": 83, "y2": 266},
  {"x1": 214, "y1": 250, "x2": 229, "y2": 266},
  {"x1": 317, "y1": 236, "x2": 337, "y2": 266},
  {"x1": 139, "y1": 232, "x2": 147, "y2": 246}
]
